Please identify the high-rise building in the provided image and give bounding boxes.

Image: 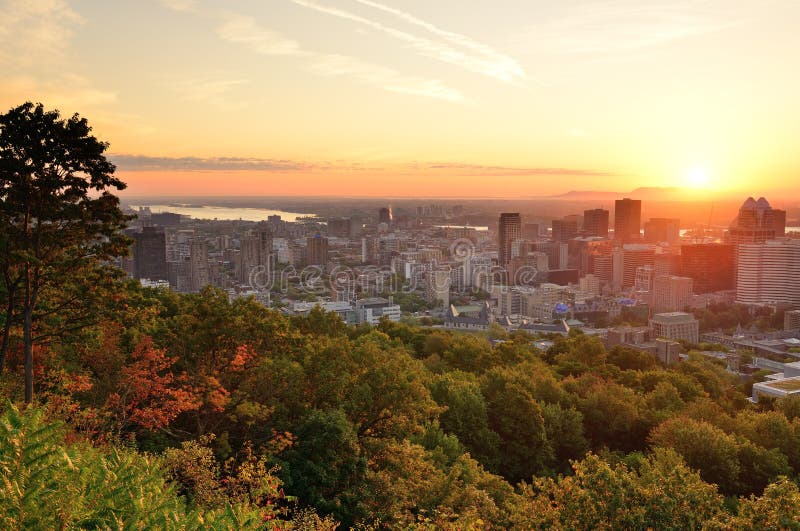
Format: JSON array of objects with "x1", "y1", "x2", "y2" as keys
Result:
[
  {"x1": 378, "y1": 207, "x2": 393, "y2": 225},
  {"x1": 552, "y1": 217, "x2": 579, "y2": 242},
  {"x1": 133, "y1": 227, "x2": 168, "y2": 281},
  {"x1": 239, "y1": 228, "x2": 273, "y2": 286},
  {"x1": 327, "y1": 217, "x2": 352, "y2": 238},
  {"x1": 680, "y1": 243, "x2": 735, "y2": 293},
  {"x1": 650, "y1": 312, "x2": 699, "y2": 344},
  {"x1": 736, "y1": 239, "x2": 800, "y2": 306},
  {"x1": 652, "y1": 275, "x2": 693, "y2": 313},
  {"x1": 614, "y1": 198, "x2": 642, "y2": 242},
  {"x1": 523, "y1": 223, "x2": 542, "y2": 240},
  {"x1": 613, "y1": 244, "x2": 655, "y2": 290},
  {"x1": 728, "y1": 197, "x2": 781, "y2": 245},
  {"x1": 498, "y1": 213, "x2": 522, "y2": 267},
  {"x1": 306, "y1": 235, "x2": 329, "y2": 267},
  {"x1": 189, "y1": 239, "x2": 210, "y2": 292},
  {"x1": 583, "y1": 208, "x2": 609, "y2": 238},
  {"x1": 644, "y1": 218, "x2": 681, "y2": 244},
  {"x1": 774, "y1": 209, "x2": 787, "y2": 237}
]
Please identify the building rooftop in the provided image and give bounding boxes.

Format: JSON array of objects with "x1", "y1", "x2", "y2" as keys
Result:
[{"x1": 651, "y1": 312, "x2": 697, "y2": 323}]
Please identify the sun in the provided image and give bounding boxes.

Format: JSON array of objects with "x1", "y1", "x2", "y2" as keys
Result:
[{"x1": 684, "y1": 166, "x2": 710, "y2": 189}]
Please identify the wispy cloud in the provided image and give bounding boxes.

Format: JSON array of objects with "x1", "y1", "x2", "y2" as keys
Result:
[
  {"x1": 0, "y1": 0, "x2": 82, "y2": 68},
  {"x1": 514, "y1": 0, "x2": 746, "y2": 56},
  {"x1": 111, "y1": 155, "x2": 312, "y2": 172},
  {"x1": 417, "y1": 163, "x2": 614, "y2": 177},
  {"x1": 207, "y1": 9, "x2": 465, "y2": 103},
  {"x1": 289, "y1": 0, "x2": 526, "y2": 83},
  {"x1": 111, "y1": 154, "x2": 614, "y2": 179},
  {"x1": 309, "y1": 54, "x2": 466, "y2": 103},
  {"x1": 159, "y1": 0, "x2": 196, "y2": 13},
  {"x1": 165, "y1": 76, "x2": 249, "y2": 109},
  {"x1": 216, "y1": 14, "x2": 305, "y2": 56},
  {"x1": 351, "y1": 0, "x2": 525, "y2": 82}
]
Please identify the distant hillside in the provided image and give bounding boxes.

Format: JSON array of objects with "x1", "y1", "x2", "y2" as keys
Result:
[{"x1": 550, "y1": 187, "x2": 697, "y2": 201}]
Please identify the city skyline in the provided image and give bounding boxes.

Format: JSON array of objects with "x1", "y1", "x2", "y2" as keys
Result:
[{"x1": 2, "y1": 0, "x2": 799, "y2": 198}]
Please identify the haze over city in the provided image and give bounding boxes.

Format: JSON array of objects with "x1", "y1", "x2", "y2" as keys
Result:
[{"x1": 2, "y1": 0, "x2": 799, "y2": 198}]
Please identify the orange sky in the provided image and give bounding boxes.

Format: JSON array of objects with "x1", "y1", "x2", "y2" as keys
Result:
[{"x1": 2, "y1": 0, "x2": 799, "y2": 198}]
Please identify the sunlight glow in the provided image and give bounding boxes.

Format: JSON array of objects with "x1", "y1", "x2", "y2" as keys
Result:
[{"x1": 684, "y1": 166, "x2": 710, "y2": 189}]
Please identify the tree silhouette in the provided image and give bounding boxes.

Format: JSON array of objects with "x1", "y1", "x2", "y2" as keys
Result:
[{"x1": 0, "y1": 102, "x2": 129, "y2": 402}]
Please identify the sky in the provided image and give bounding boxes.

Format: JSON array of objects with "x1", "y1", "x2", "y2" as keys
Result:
[{"x1": 1, "y1": 0, "x2": 798, "y2": 199}]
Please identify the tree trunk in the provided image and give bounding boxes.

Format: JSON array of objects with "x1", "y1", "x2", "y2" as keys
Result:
[
  {"x1": 23, "y1": 304, "x2": 33, "y2": 403},
  {"x1": 0, "y1": 288, "x2": 13, "y2": 372}
]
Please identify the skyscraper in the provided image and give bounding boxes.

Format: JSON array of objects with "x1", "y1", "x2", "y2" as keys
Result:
[
  {"x1": 378, "y1": 207, "x2": 393, "y2": 226},
  {"x1": 680, "y1": 243, "x2": 735, "y2": 293},
  {"x1": 189, "y1": 239, "x2": 210, "y2": 292},
  {"x1": 552, "y1": 217, "x2": 579, "y2": 242},
  {"x1": 644, "y1": 218, "x2": 680, "y2": 244},
  {"x1": 614, "y1": 198, "x2": 642, "y2": 242},
  {"x1": 736, "y1": 239, "x2": 800, "y2": 306},
  {"x1": 238, "y1": 228, "x2": 273, "y2": 286},
  {"x1": 583, "y1": 208, "x2": 609, "y2": 238},
  {"x1": 306, "y1": 235, "x2": 329, "y2": 267},
  {"x1": 728, "y1": 197, "x2": 780, "y2": 245},
  {"x1": 498, "y1": 213, "x2": 522, "y2": 267},
  {"x1": 652, "y1": 275, "x2": 693, "y2": 313},
  {"x1": 133, "y1": 226, "x2": 168, "y2": 281}
]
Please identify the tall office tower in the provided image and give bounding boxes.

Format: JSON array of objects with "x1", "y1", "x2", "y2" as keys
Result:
[
  {"x1": 680, "y1": 243, "x2": 735, "y2": 293},
  {"x1": 378, "y1": 207, "x2": 393, "y2": 225},
  {"x1": 552, "y1": 217, "x2": 579, "y2": 242},
  {"x1": 774, "y1": 209, "x2": 787, "y2": 237},
  {"x1": 498, "y1": 213, "x2": 522, "y2": 267},
  {"x1": 652, "y1": 275, "x2": 693, "y2": 312},
  {"x1": 613, "y1": 244, "x2": 655, "y2": 290},
  {"x1": 530, "y1": 241, "x2": 568, "y2": 270},
  {"x1": 188, "y1": 239, "x2": 210, "y2": 292},
  {"x1": 133, "y1": 226, "x2": 168, "y2": 281},
  {"x1": 583, "y1": 208, "x2": 609, "y2": 238},
  {"x1": 736, "y1": 239, "x2": 800, "y2": 306},
  {"x1": 614, "y1": 198, "x2": 642, "y2": 242},
  {"x1": 327, "y1": 217, "x2": 352, "y2": 238},
  {"x1": 728, "y1": 197, "x2": 779, "y2": 245},
  {"x1": 306, "y1": 235, "x2": 329, "y2": 267},
  {"x1": 239, "y1": 228, "x2": 273, "y2": 285},
  {"x1": 644, "y1": 218, "x2": 681, "y2": 244},
  {"x1": 523, "y1": 222, "x2": 541, "y2": 240}
]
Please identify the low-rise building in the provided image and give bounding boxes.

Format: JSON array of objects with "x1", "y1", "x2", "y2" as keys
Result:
[{"x1": 649, "y1": 312, "x2": 699, "y2": 344}]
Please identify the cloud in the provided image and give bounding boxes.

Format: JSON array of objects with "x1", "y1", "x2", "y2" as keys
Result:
[
  {"x1": 418, "y1": 163, "x2": 614, "y2": 177},
  {"x1": 111, "y1": 155, "x2": 614, "y2": 179},
  {"x1": 166, "y1": 76, "x2": 249, "y2": 109},
  {"x1": 289, "y1": 0, "x2": 525, "y2": 83},
  {"x1": 351, "y1": 0, "x2": 525, "y2": 82},
  {"x1": 216, "y1": 14, "x2": 305, "y2": 56},
  {"x1": 208, "y1": 10, "x2": 465, "y2": 103},
  {"x1": 309, "y1": 54, "x2": 466, "y2": 103},
  {"x1": 159, "y1": 0, "x2": 196, "y2": 12},
  {"x1": 0, "y1": 0, "x2": 82, "y2": 68},
  {"x1": 111, "y1": 155, "x2": 313, "y2": 172},
  {"x1": 514, "y1": 0, "x2": 745, "y2": 56}
]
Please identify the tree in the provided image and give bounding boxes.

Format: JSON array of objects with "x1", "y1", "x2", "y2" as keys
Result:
[{"x1": 0, "y1": 102, "x2": 129, "y2": 402}]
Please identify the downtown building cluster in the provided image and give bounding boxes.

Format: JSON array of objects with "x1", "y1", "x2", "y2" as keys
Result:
[{"x1": 119, "y1": 196, "x2": 799, "y2": 364}]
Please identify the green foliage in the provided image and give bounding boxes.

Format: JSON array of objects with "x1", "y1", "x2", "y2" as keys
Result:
[{"x1": 512, "y1": 449, "x2": 724, "y2": 530}]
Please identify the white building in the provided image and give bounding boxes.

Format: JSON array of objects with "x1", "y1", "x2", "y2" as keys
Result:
[{"x1": 736, "y1": 239, "x2": 800, "y2": 306}]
